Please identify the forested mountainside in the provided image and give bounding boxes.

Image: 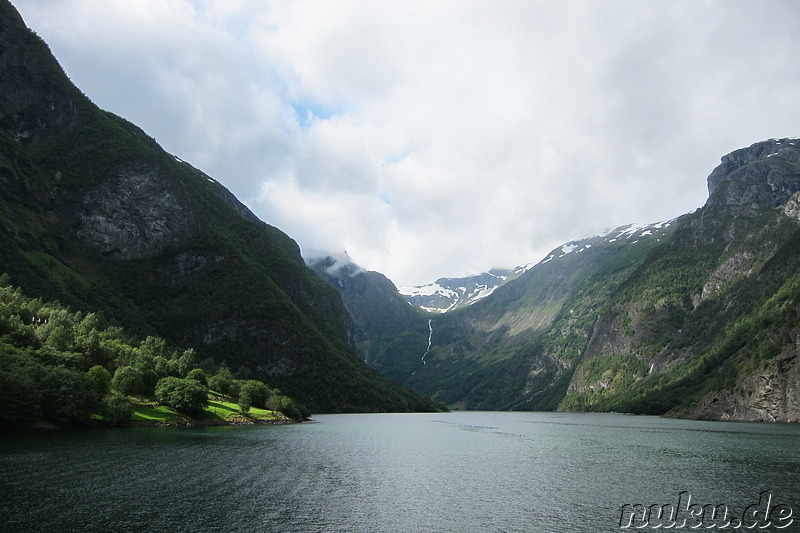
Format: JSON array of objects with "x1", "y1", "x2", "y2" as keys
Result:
[
  {"x1": 319, "y1": 139, "x2": 800, "y2": 422},
  {"x1": 0, "y1": 0, "x2": 442, "y2": 414}
]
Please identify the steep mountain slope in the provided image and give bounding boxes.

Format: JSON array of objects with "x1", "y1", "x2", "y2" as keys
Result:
[
  {"x1": 402, "y1": 222, "x2": 677, "y2": 410},
  {"x1": 0, "y1": 0, "x2": 442, "y2": 413},
  {"x1": 308, "y1": 254, "x2": 432, "y2": 379},
  {"x1": 561, "y1": 138, "x2": 800, "y2": 421}
]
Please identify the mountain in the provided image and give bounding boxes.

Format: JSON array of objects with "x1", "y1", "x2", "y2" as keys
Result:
[
  {"x1": 398, "y1": 269, "x2": 512, "y2": 313},
  {"x1": 397, "y1": 220, "x2": 677, "y2": 410},
  {"x1": 562, "y1": 138, "x2": 800, "y2": 421},
  {"x1": 315, "y1": 139, "x2": 800, "y2": 422},
  {"x1": 0, "y1": 0, "x2": 442, "y2": 413},
  {"x1": 398, "y1": 223, "x2": 677, "y2": 314},
  {"x1": 308, "y1": 253, "x2": 431, "y2": 379},
  {"x1": 313, "y1": 221, "x2": 676, "y2": 405}
]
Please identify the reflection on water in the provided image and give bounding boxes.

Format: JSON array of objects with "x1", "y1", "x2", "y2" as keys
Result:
[{"x1": 1, "y1": 412, "x2": 798, "y2": 532}]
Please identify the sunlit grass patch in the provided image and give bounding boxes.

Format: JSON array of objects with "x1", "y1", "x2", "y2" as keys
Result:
[
  {"x1": 123, "y1": 393, "x2": 287, "y2": 425},
  {"x1": 203, "y1": 399, "x2": 238, "y2": 421},
  {"x1": 205, "y1": 394, "x2": 283, "y2": 422},
  {"x1": 131, "y1": 402, "x2": 183, "y2": 422}
]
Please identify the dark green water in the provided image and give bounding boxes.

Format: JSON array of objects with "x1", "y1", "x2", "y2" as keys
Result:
[{"x1": 1, "y1": 412, "x2": 798, "y2": 532}]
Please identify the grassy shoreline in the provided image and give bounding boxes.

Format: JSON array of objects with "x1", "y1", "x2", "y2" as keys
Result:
[{"x1": 124, "y1": 392, "x2": 297, "y2": 427}]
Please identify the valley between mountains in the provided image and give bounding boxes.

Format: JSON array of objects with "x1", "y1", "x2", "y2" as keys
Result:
[
  {"x1": 312, "y1": 138, "x2": 800, "y2": 422},
  {"x1": 1, "y1": 0, "x2": 798, "y2": 424}
]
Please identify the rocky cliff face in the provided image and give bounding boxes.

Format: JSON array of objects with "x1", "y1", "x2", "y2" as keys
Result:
[
  {"x1": 76, "y1": 165, "x2": 198, "y2": 259},
  {"x1": 686, "y1": 351, "x2": 799, "y2": 422},
  {"x1": 707, "y1": 139, "x2": 800, "y2": 211}
]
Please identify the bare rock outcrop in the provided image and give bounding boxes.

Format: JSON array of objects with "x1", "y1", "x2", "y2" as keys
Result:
[{"x1": 76, "y1": 166, "x2": 197, "y2": 259}]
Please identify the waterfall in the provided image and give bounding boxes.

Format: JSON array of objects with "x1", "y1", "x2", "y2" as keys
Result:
[{"x1": 421, "y1": 319, "x2": 433, "y2": 364}]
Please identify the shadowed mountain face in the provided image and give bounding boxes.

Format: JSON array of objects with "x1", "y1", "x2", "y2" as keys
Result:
[
  {"x1": 308, "y1": 254, "x2": 432, "y2": 379},
  {"x1": 316, "y1": 139, "x2": 800, "y2": 421},
  {"x1": 0, "y1": 0, "x2": 443, "y2": 413}
]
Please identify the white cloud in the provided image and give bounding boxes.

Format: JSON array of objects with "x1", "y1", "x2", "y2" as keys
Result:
[{"x1": 14, "y1": 0, "x2": 800, "y2": 286}]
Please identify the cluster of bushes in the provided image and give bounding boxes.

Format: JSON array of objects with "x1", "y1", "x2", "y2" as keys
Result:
[{"x1": 0, "y1": 275, "x2": 307, "y2": 429}]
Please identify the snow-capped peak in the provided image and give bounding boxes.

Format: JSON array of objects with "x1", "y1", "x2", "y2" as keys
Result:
[{"x1": 399, "y1": 269, "x2": 512, "y2": 313}]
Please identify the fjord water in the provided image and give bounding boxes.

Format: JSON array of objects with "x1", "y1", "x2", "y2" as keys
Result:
[{"x1": 1, "y1": 412, "x2": 798, "y2": 532}]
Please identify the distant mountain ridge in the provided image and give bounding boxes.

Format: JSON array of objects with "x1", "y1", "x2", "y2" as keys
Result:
[
  {"x1": 399, "y1": 221, "x2": 676, "y2": 314},
  {"x1": 398, "y1": 269, "x2": 512, "y2": 313}
]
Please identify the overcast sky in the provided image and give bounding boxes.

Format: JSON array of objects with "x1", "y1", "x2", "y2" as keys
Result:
[{"x1": 14, "y1": 0, "x2": 800, "y2": 286}]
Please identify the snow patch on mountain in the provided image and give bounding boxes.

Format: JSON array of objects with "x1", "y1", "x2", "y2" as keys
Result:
[
  {"x1": 400, "y1": 220, "x2": 678, "y2": 314},
  {"x1": 399, "y1": 269, "x2": 511, "y2": 313}
]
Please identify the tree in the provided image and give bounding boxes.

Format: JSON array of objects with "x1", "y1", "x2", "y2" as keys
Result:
[
  {"x1": 111, "y1": 365, "x2": 145, "y2": 395},
  {"x1": 208, "y1": 366, "x2": 235, "y2": 395},
  {"x1": 154, "y1": 377, "x2": 208, "y2": 416},
  {"x1": 39, "y1": 366, "x2": 99, "y2": 427},
  {"x1": 43, "y1": 324, "x2": 73, "y2": 352},
  {"x1": 239, "y1": 380, "x2": 270, "y2": 408},
  {"x1": 199, "y1": 357, "x2": 217, "y2": 376},
  {"x1": 186, "y1": 368, "x2": 208, "y2": 386},
  {"x1": 104, "y1": 394, "x2": 133, "y2": 425},
  {"x1": 0, "y1": 368, "x2": 40, "y2": 428},
  {"x1": 87, "y1": 365, "x2": 112, "y2": 397},
  {"x1": 175, "y1": 348, "x2": 197, "y2": 377},
  {"x1": 270, "y1": 395, "x2": 309, "y2": 421},
  {"x1": 237, "y1": 389, "x2": 252, "y2": 413},
  {"x1": 141, "y1": 369, "x2": 159, "y2": 396},
  {"x1": 153, "y1": 356, "x2": 171, "y2": 377},
  {"x1": 139, "y1": 335, "x2": 167, "y2": 358}
]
